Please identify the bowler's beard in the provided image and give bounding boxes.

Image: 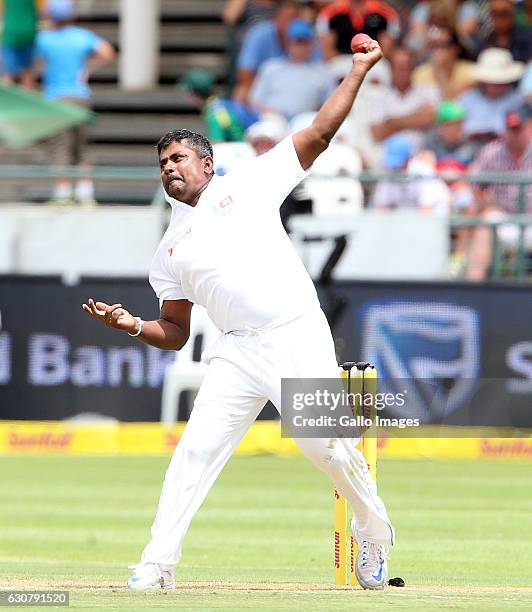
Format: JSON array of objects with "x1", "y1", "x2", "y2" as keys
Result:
[{"x1": 167, "y1": 178, "x2": 185, "y2": 198}]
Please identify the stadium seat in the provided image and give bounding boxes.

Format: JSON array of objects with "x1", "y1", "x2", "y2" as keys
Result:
[
  {"x1": 160, "y1": 305, "x2": 220, "y2": 424},
  {"x1": 302, "y1": 143, "x2": 364, "y2": 217}
]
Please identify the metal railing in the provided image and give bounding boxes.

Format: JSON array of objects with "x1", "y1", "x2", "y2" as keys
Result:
[
  {"x1": 355, "y1": 171, "x2": 531, "y2": 281},
  {"x1": 0, "y1": 164, "x2": 160, "y2": 206},
  {"x1": 0, "y1": 165, "x2": 530, "y2": 280},
  {"x1": 0, "y1": 164, "x2": 159, "y2": 181},
  {"x1": 451, "y1": 215, "x2": 532, "y2": 280}
]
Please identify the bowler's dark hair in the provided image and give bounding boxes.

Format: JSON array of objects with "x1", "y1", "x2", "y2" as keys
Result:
[{"x1": 156, "y1": 129, "x2": 213, "y2": 160}]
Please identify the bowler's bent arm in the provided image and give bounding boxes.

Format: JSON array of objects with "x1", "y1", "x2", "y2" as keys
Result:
[
  {"x1": 82, "y1": 297, "x2": 192, "y2": 351},
  {"x1": 136, "y1": 299, "x2": 193, "y2": 351}
]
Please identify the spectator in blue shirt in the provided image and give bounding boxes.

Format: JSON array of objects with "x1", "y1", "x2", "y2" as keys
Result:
[
  {"x1": 458, "y1": 48, "x2": 524, "y2": 144},
  {"x1": 33, "y1": 0, "x2": 115, "y2": 204},
  {"x1": 249, "y1": 19, "x2": 335, "y2": 120},
  {"x1": 234, "y1": 0, "x2": 321, "y2": 103},
  {"x1": 34, "y1": 0, "x2": 115, "y2": 100}
]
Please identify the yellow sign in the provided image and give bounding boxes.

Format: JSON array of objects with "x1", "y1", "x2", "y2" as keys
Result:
[{"x1": 0, "y1": 421, "x2": 531, "y2": 461}]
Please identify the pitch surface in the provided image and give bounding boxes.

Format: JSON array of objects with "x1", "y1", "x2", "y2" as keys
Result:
[{"x1": 1, "y1": 455, "x2": 531, "y2": 610}]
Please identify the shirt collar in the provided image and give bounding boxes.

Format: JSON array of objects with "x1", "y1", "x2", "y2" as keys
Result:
[{"x1": 163, "y1": 175, "x2": 218, "y2": 212}]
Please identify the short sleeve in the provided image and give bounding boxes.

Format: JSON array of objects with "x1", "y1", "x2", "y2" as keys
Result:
[
  {"x1": 232, "y1": 136, "x2": 310, "y2": 208},
  {"x1": 237, "y1": 24, "x2": 265, "y2": 71},
  {"x1": 149, "y1": 251, "x2": 186, "y2": 307},
  {"x1": 82, "y1": 29, "x2": 102, "y2": 55}
]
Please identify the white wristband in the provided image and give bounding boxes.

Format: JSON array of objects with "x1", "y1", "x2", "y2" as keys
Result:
[{"x1": 128, "y1": 317, "x2": 143, "y2": 337}]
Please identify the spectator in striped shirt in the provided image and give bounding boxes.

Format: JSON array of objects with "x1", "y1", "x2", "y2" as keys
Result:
[{"x1": 465, "y1": 105, "x2": 532, "y2": 279}]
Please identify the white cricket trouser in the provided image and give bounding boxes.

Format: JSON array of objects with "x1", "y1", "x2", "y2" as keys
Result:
[{"x1": 140, "y1": 309, "x2": 394, "y2": 566}]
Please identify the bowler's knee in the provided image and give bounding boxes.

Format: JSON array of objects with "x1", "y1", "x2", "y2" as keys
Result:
[{"x1": 296, "y1": 437, "x2": 351, "y2": 474}]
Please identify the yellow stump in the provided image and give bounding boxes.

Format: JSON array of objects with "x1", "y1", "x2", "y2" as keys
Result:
[
  {"x1": 334, "y1": 364, "x2": 378, "y2": 586},
  {"x1": 334, "y1": 487, "x2": 349, "y2": 585}
]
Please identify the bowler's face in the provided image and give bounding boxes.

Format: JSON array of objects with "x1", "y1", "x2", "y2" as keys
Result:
[{"x1": 159, "y1": 140, "x2": 212, "y2": 202}]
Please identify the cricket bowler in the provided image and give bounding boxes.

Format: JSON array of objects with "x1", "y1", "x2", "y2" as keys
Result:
[{"x1": 82, "y1": 38, "x2": 395, "y2": 591}]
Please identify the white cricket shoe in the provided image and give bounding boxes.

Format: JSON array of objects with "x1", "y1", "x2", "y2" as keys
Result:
[
  {"x1": 354, "y1": 539, "x2": 389, "y2": 590},
  {"x1": 127, "y1": 563, "x2": 176, "y2": 590}
]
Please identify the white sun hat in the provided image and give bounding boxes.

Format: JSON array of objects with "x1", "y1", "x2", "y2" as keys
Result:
[
  {"x1": 473, "y1": 48, "x2": 524, "y2": 84},
  {"x1": 245, "y1": 116, "x2": 288, "y2": 144}
]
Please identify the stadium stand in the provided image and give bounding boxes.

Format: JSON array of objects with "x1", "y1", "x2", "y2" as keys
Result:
[{"x1": 0, "y1": 0, "x2": 227, "y2": 203}]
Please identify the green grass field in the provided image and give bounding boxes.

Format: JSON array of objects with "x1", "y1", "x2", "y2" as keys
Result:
[{"x1": 1, "y1": 454, "x2": 532, "y2": 610}]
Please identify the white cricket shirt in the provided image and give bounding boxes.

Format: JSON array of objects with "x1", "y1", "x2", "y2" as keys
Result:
[{"x1": 149, "y1": 136, "x2": 321, "y2": 333}]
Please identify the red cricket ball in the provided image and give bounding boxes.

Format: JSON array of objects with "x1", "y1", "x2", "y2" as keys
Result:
[{"x1": 351, "y1": 33, "x2": 372, "y2": 54}]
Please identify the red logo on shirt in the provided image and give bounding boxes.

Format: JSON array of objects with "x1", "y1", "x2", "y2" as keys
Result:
[
  {"x1": 219, "y1": 195, "x2": 233, "y2": 209},
  {"x1": 168, "y1": 226, "x2": 192, "y2": 255},
  {"x1": 175, "y1": 226, "x2": 192, "y2": 244},
  {"x1": 213, "y1": 195, "x2": 234, "y2": 216}
]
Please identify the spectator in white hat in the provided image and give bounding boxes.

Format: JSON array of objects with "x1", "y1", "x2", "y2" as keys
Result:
[
  {"x1": 245, "y1": 117, "x2": 288, "y2": 154},
  {"x1": 457, "y1": 48, "x2": 524, "y2": 143}
]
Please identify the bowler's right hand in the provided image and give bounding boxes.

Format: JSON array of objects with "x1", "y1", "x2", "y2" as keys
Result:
[
  {"x1": 82, "y1": 298, "x2": 138, "y2": 334},
  {"x1": 352, "y1": 39, "x2": 383, "y2": 73}
]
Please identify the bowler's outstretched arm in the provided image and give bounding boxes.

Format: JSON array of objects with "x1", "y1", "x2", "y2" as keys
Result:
[{"x1": 292, "y1": 39, "x2": 383, "y2": 170}]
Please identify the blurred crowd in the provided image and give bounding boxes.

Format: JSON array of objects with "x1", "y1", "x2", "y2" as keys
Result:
[
  {"x1": 200, "y1": 0, "x2": 531, "y2": 279},
  {"x1": 0, "y1": 0, "x2": 115, "y2": 204},
  {"x1": 1, "y1": 0, "x2": 531, "y2": 279}
]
